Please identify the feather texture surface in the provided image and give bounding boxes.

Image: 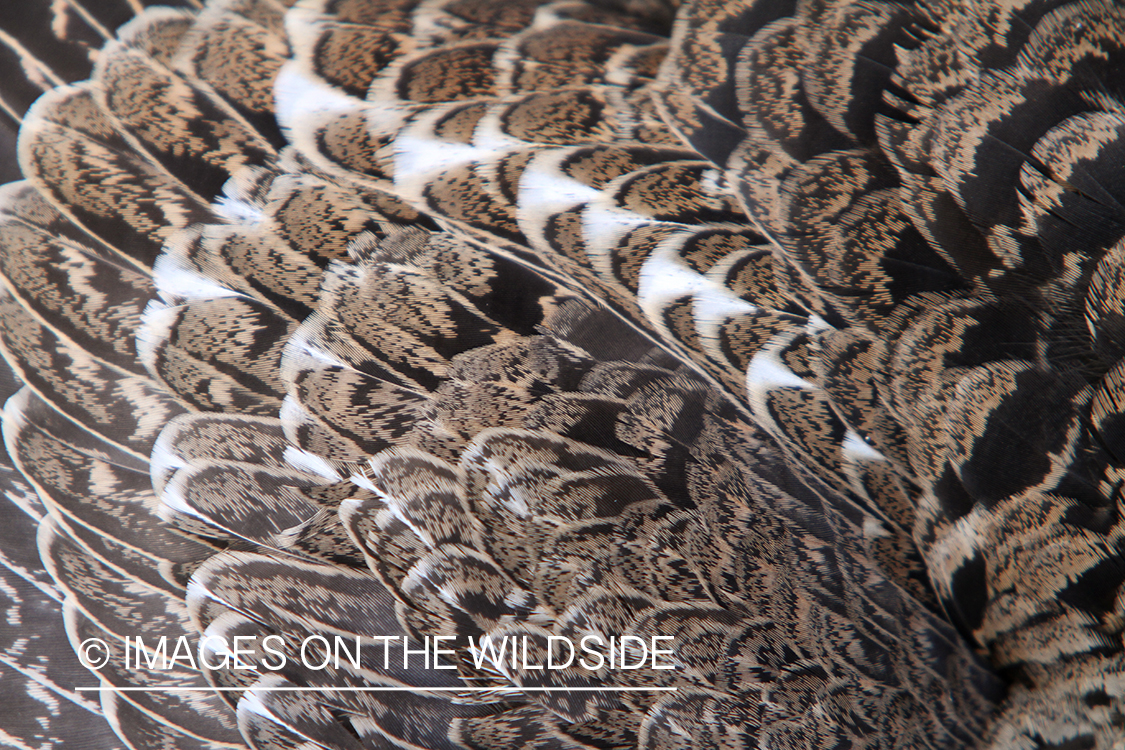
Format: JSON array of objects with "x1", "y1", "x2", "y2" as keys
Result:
[{"x1": 0, "y1": 0, "x2": 1123, "y2": 748}]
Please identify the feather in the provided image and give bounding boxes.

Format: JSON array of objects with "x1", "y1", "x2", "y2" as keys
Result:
[{"x1": 2, "y1": 0, "x2": 1125, "y2": 748}]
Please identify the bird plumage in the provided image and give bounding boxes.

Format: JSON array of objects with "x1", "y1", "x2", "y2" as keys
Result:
[{"x1": 0, "y1": 0, "x2": 1123, "y2": 748}]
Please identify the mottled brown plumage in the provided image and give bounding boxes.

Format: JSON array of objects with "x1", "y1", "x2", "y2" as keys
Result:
[{"x1": 0, "y1": 1, "x2": 1123, "y2": 749}]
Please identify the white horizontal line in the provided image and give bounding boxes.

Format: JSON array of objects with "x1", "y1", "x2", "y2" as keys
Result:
[{"x1": 77, "y1": 686, "x2": 678, "y2": 693}]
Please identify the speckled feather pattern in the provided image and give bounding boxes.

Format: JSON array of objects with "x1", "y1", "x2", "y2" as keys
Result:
[{"x1": 0, "y1": 0, "x2": 1123, "y2": 748}]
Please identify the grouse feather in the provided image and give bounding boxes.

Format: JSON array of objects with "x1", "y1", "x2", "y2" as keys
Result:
[{"x1": 0, "y1": 1, "x2": 1123, "y2": 749}]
